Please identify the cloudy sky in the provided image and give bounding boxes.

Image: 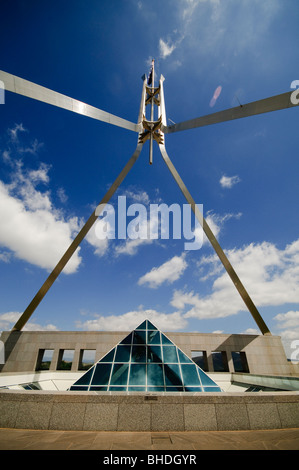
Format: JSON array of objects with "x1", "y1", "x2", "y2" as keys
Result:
[{"x1": 0, "y1": 0, "x2": 298, "y2": 356}]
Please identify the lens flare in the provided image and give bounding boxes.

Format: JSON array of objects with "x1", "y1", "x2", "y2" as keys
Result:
[{"x1": 209, "y1": 85, "x2": 222, "y2": 107}]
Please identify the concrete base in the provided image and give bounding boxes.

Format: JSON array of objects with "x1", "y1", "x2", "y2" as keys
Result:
[{"x1": 1, "y1": 389, "x2": 298, "y2": 432}]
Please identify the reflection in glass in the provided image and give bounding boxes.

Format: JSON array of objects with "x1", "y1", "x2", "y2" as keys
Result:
[
  {"x1": 164, "y1": 364, "x2": 182, "y2": 386},
  {"x1": 129, "y1": 364, "x2": 146, "y2": 385},
  {"x1": 148, "y1": 345, "x2": 162, "y2": 363},
  {"x1": 110, "y1": 363, "x2": 129, "y2": 385},
  {"x1": 91, "y1": 363, "x2": 112, "y2": 385},
  {"x1": 178, "y1": 349, "x2": 192, "y2": 364},
  {"x1": 147, "y1": 363, "x2": 164, "y2": 387},
  {"x1": 133, "y1": 330, "x2": 146, "y2": 344},
  {"x1": 131, "y1": 345, "x2": 146, "y2": 362},
  {"x1": 181, "y1": 364, "x2": 200, "y2": 386},
  {"x1": 147, "y1": 330, "x2": 160, "y2": 345},
  {"x1": 115, "y1": 345, "x2": 131, "y2": 363},
  {"x1": 163, "y1": 345, "x2": 178, "y2": 363}
]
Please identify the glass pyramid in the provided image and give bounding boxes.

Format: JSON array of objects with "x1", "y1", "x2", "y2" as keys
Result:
[{"x1": 70, "y1": 320, "x2": 222, "y2": 392}]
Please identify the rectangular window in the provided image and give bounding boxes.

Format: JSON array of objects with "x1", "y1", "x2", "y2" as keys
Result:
[
  {"x1": 35, "y1": 349, "x2": 54, "y2": 371},
  {"x1": 79, "y1": 349, "x2": 96, "y2": 370},
  {"x1": 57, "y1": 349, "x2": 75, "y2": 370},
  {"x1": 211, "y1": 351, "x2": 229, "y2": 372},
  {"x1": 191, "y1": 350, "x2": 208, "y2": 371},
  {"x1": 231, "y1": 351, "x2": 249, "y2": 373}
]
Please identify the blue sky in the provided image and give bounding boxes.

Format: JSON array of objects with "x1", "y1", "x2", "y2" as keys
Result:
[{"x1": 0, "y1": 0, "x2": 299, "y2": 356}]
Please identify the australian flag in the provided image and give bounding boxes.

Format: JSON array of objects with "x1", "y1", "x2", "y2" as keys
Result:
[{"x1": 147, "y1": 59, "x2": 154, "y2": 86}]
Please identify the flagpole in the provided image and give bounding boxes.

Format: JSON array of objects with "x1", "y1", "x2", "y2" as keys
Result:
[{"x1": 149, "y1": 59, "x2": 154, "y2": 165}]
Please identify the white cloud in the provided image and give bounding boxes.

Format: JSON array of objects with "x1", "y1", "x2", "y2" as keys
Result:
[
  {"x1": 0, "y1": 311, "x2": 58, "y2": 331},
  {"x1": 220, "y1": 175, "x2": 241, "y2": 189},
  {"x1": 138, "y1": 254, "x2": 187, "y2": 288},
  {"x1": 0, "y1": 128, "x2": 83, "y2": 274},
  {"x1": 75, "y1": 309, "x2": 187, "y2": 332},
  {"x1": 171, "y1": 239, "x2": 299, "y2": 321},
  {"x1": 159, "y1": 38, "x2": 176, "y2": 59}
]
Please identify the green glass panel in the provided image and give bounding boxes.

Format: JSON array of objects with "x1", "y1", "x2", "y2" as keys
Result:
[
  {"x1": 163, "y1": 345, "x2": 178, "y2": 363},
  {"x1": 131, "y1": 345, "x2": 146, "y2": 362},
  {"x1": 184, "y1": 386, "x2": 203, "y2": 392},
  {"x1": 147, "y1": 386, "x2": 165, "y2": 391},
  {"x1": 147, "y1": 330, "x2": 160, "y2": 345},
  {"x1": 100, "y1": 349, "x2": 115, "y2": 362},
  {"x1": 127, "y1": 386, "x2": 146, "y2": 391},
  {"x1": 203, "y1": 386, "x2": 221, "y2": 392},
  {"x1": 180, "y1": 364, "x2": 200, "y2": 386},
  {"x1": 73, "y1": 367, "x2": 94, "y2": 386},
  {"x1": 91, "y1": 363, "x2": 112, "y2": 386},
  {"x1": 147, "y1": 320, "x2": 158, "y2": 330},
  {"x1": 108, "y1": 386, "x2": 127, "y2": 391},
  {"x1": 136, "y1": 320, "x2": 147, "y2": 330},
  {"x1": 165, "y1": 386, "x2": 184, "y2": 391},
  {"x1": 120, "y1": 332, "x2": 132, "y2": 345},
  {"x1": 197, "y1": 368, "x2": 218, "y2": 386},
  {"x1": 177, "y1": 349, "x2": 193, "y2": 364},
  {"x1": 129, "y1": 364, "x2": 146, "y2": 385},
  {"x1": 147, "y1": 345, "x2": 162, "y2": 363},
  {"x1": 164, "y1": 364, "x2": 182, "y2": 386},
  {"x1": 115, "y1": 345, "x2": 131, "y2": 363},
  {"x1": 70, "y1": 385, "x2": 88, "y2": 391},
  {"x1": 161, "y1": 334, "x2": 172, "y2": 345},
  {"x1": 147, "y1": 363, "x2": 164, "y2": 387},
  {"x1": 110, "y1": 363, "x2": 129, "y2": 385},
  {"x1": 133, "y1": 330, "x2": 146, "y2": 344},
  {"x1": 89, "y1": 386, "x2": 107, "y2": 391}
]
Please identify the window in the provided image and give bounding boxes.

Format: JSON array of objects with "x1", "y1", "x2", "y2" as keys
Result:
[
  {"x1": 57, "y1": 349, "x2": 75, "y2": 370},
  {"x1": 35, "y1": 349, "x2": 54, "y2": 371},
  {"x1": 191, "y1": 350, "x2": 208, "y2": 371},
  {"x1": 231, "y1": 351, "x2": 249, "y2": 373},
  {"x1": 79, "y1": 350, "x2": 96, "y2": 370},
  {"x1": 211, "y1": 351, "x2": 229, "y2": 372}
]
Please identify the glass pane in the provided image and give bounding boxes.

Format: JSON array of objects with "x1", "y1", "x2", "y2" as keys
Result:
[
  {"x1": 147, "y1": 330, "x2": 160, "y2": 345},
  {"x1": 147, "y1": 345, "x2": 162, "y2": 363},
  {"x1": 100, "y1": 349, "x2": 115, "y2": 362},
  {"x1": 165, "y1": 386, "x2": 184, "y2": 392},
  {"x1": 163, "y1": 345, "x2": 178, "y2": 363},
  {"x1": 147, "y1": 320, "x2": 158, "y2": 330},
  {"x1": 184, "y1": 386, "x2": 203, "y2": 392},
  {"x1": 131, "y1": 345, "x2": 146, "y2": 362},
  {"x1": 120, "y1": 333, "x2": 132, "y2": 345},
  {"x1": 108, "y1": 386, "x2": 127, "y2": 391},
  {"x1": 178, "y1": 349, "x2": 192, "y2": 364},
  {"x1": 232, "y1": 351, "x2": 249, "y2": 373},
  {"x1": 110, "y1": 363, "x2": 129, "y2": 386},
  {"x1": 115, "y1": 345, "x2": 131, "y2": 362},
  {"x1": 129, "y1": 364, "x2": 146, "y2": 385},
  {"x1": 133, "y1": 330, "x2": 146, "y2": 344},
  {"x1": 212, "y1": 351, "x2": 229, "y2": 372},
  {"x1": 147, "y1": 363, "x2": 164, "y2": 387},
  {"x1": 70, "y1": 386, "x2": 88, "y2": 391},
  {"x1": 203, "y1": 386, "x2": 221, "y2": 392},
  {"x1": 181, "y1": 364, "x2": 201, "y2": 386},
  {"x1": 164, "y1": 364, "x2": 182, "y2": 386},
  {"x1": 127, "y1": 386, "x2": 146, "y2": 391},
  {"x1": 147, "y1": 386, "x2": 165, "y2": 392},
  {"x1": 197, "y1": 368, "x2": 217, "y2": 386},
  {"x1": 161, "y1": 334, "x2": 172, "y2": 345},
  {"x1": 75, "y1": 367, "x2": 94, "y2": 386},
  {"x1": 91, "y1": 363, "x2": 112, "y2": 385},
  {"x1": 136, "y1": 320, "x2": 147, "y2": 330},
  {"x1": 89, "y1": 386, "x2": 107, "y2": 391}
]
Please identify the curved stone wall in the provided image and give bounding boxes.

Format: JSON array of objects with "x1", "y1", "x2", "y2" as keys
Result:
[{"x1": 0, "y1": 390, "x2": 298, "y2": 432}]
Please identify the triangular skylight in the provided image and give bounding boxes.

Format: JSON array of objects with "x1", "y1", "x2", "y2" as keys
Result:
[{"x1": 70, "y1": 320, "x2": 222, "y2": 392}]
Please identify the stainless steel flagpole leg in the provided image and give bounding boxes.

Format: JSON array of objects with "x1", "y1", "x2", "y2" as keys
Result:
[
  {"x1": 12, "y1": 142, "x2": 144, "y2": 331},
  {"x1": 159, "y1": 143, "x2": 271, "y2": 336}
]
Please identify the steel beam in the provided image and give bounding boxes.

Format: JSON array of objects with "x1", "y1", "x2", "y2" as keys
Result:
[
  {"x1": 0, "y1": 70, "x2": 140, "y2": 133},
  {"x1": 163, "y1": 90, "x2": 298, "y2": 134},
  {"x1": 159, "y1": 143, "x2": 271, "y2": 335}
]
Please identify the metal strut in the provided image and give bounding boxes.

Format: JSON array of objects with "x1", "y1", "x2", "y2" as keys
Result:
[{"x1": 11, "y1": 78, "x2": 148, "y2": 331}]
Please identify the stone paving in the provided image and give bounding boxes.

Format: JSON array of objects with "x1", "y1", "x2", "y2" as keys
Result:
[{"x1": 0, "y1": 427, "x2": 299, "y2": 450}]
